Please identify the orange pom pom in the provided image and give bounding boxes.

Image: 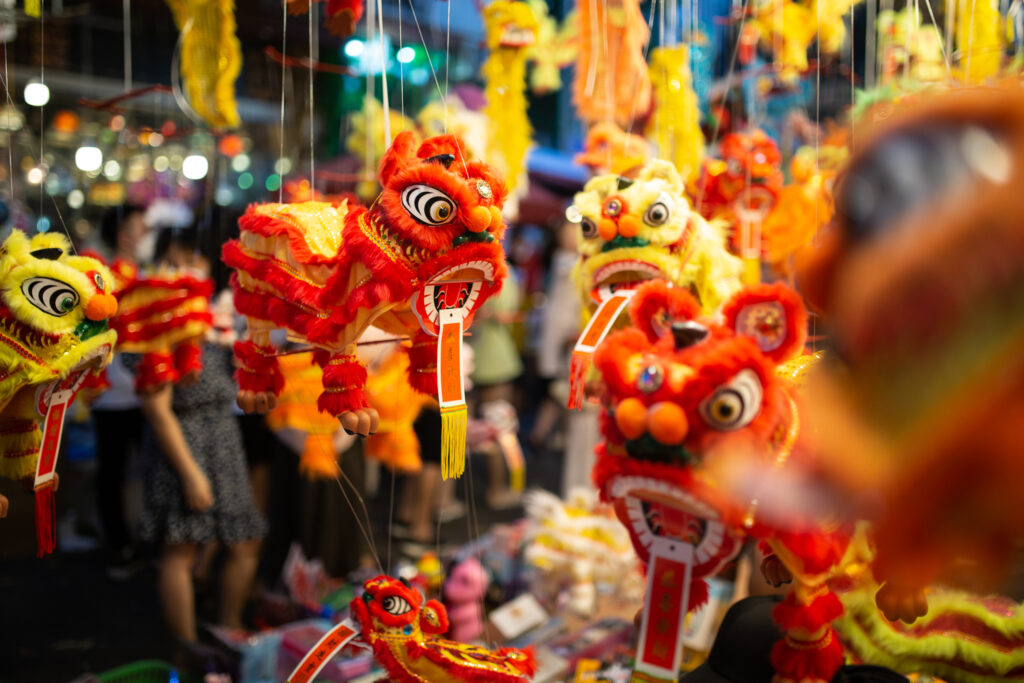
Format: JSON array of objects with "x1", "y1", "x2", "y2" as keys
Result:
[
  {"x1": 618, "y1": 214, "x2": 642, "y2": 238},
  {"x1": 467, "y1": 205, "x2": 492, "y2": 233},
  {"x1": 615, "y1": 397, "x2": 648, "y2": 439},
  {"x1": 598, "y1": 218, "x2": 618, "y2": 241},
  {"x1": 647, "y1": 401, "x2": 688, "y2": 444}
]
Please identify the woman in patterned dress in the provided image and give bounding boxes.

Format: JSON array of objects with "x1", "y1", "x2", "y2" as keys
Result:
[{"x1": 138, "y1": 228, "x2": 266, "y2": 642}]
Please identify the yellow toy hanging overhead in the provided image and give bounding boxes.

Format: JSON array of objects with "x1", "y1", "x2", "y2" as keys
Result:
[
  {"x1": 574, "y1": 0, "x2": 652, "y2": 127},
  {"x1": 482, "y1": 0, "x2": 540, "y2": 194},
  {"x1": 166, "y1": 0, "x2": 242, "y2": 128},
  {"x1": 955, "y1": 0, "x2": 1003, "y2": 82},
  {"x1": 526, "y1": 0, "x2": 578, "y2": 94},
  {"x1": 740, "y1": 0, "x2": 863, "y2": 83},
  {"x1": 645, "y1": 45, "x2": 705, "y2": 186}
]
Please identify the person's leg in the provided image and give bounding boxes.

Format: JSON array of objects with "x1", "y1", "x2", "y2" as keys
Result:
[
  {"x1": 94, "y1": 410, "x2": 133, "y2": 555},
  {"x1": 408, "y1": 463, "x2": 441, "y2": 544},
  {"x1": 219, "y1": 538, "x2": 261, "y2": 628},
  {"x1": 159, "y1": 542, "x2": 199, "y2": 641}
]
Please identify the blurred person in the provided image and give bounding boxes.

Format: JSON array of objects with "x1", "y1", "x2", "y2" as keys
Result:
[
  {"x1": 530, "y1": 220, "x2": 582, "y2": 449},
  {"x1": 468, "y1": 269, "x2": 524, "y2": 509},
  {"x1": 92, "y1": 204, "x2": 151, "y2": 578},
  {"x1": 138, "y1": 227, "x2": 266, "y2": 641}
]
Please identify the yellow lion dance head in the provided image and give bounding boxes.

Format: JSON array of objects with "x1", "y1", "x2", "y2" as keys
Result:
[
  {"x1": 568, "y1": 159, "x2": 742, "y2": 313},
  {"x1": 0, "y1": 231, "x2": 117, "y2": 479}
]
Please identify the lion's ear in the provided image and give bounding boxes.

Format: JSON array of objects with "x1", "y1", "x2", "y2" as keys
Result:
[
  {"x1": 721, "y1": 284, "x2": 807, "y2": 364},
  {"x1": 637, "y1": 159, "x2": 683, "y2": 194},
  {"x1": 379, "y1": 131, "x2": 420, "y2": 186}
]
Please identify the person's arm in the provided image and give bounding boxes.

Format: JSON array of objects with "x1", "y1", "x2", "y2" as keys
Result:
[{"x1": 139, "y1": 385, "x2": 213, "y2": 511}]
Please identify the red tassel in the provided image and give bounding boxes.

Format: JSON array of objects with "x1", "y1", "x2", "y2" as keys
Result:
[
  {"x1": 233, "y1": 340, "x2": 285, "y2": 396},
  {"x1": 773, "y1": 589, "x2": 844, "y2": 632},
  {"x1": 35, "y1": 484, "x2": 56, "y2": 557},
  {"x1": 318, "y1": 354, "x2": 369, "y2": 415},
  {"x1": 406, "y1": 331, "x2": 438, "y2": 397},
  {"x1": 567, "y1": 350, "x2": 589, "y2": 410},
  {"x1": 771, "y1": 627, "x2": 844, "y2": 682}
]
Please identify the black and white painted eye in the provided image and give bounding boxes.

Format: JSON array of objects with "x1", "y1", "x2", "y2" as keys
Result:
[
  {"x1": 381, "y1": 595, "x2": 413, "y2": 616},
  {"x1": 401, "y1": 184, "x2": 456, "y2": 226},
  {"x1": 21, "y1": 277, "x2": 79, "y2": 317},
  {"x1": 700, "y1": 369, "x2": 762, "y2": 430},
  {"x1": 580, "y1": 217, "x2": 599, "y2": 238},
  {"x1": 643, "y1": 194, "x2": 672, "y2": 226}
]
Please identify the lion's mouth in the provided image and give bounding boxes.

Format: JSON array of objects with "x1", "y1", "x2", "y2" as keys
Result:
[
  {"x1": 416, "y1": 261, "x2": 495, "y2": 329},
  {"x1": 590, "y1": 260, "x2": 665, "y2": 303},
  {"x1": 610, "y1": 475, "x2": 737, "y2": 567}
]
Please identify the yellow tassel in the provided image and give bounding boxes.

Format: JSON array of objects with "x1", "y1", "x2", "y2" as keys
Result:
[{"x1": 440, "y1": 404, "x2": 467, "y2": 480}]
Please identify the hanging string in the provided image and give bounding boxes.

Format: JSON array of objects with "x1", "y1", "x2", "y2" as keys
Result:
[
  {"x1": 945, "y1": 0, "x2": 954, "y2": 73},
  {"x1": 2, "y1": 36, "x2": 15, "y2": 200},
  {"x1": 444, "y1": 0, "x2": 451, "y2": 132},
  {"x1": 866, "y1": 0, "x2": 876, "y2": 89},
  {"x1": 377, "y1": 0, "x2": 391, "y2": 147},
  {"x1": 308, "y1": 3, "x2": 315, "y2": 187},
  {"x1": 333, "y1": 468, "x2": 385, "y2": 573},
  {"x1": 279, "y1": 1, "x2": 287, "y2": 202},
  {"x1": 625, "y1": 0, "x2": 659, "y2": 137},
  {"x1": 398, "y1": 0, "x2": 406, "y2": 126},
  {"x1": 966, "y1": 0, "x2": 978, "y2": 83},
  {"x1": 365, "y1": 0, "x2": 374, "y2": 180},
  {"x1": 922, "y1": 0, "x2": 954, "y2": 78},
  {"x1": 850, "y1": 1, "x2": 855, "y2": 147},
  {"x1": 122, "y1": 0, "x2": 132, "y2": 92}
]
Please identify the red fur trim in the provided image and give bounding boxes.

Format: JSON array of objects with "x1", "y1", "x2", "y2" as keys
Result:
[
  {"x1": 773, "y1": 590, "x2": 843, "y2": 632},
  {"x1": 722, "y1": 283, "x2": 808, "y2": 363},
  {"x1": 81, "y1": 368, "x2": 111, "y2": 392},
  {"x1": 379, "y1": 131, "x2": 421, "y2": 187},
  {"x1": 135, "y1": 352, "x2": 178, "y2": 392},
  {"x1": 112, "y1": 291, "x2": 202, "y2": 329},
  {"x1": 117, "y1": 274, "x2": 213, "y2": 300},
  {"x1": 773, "y1": 529, "x2": 851, "y2": 576},
  {"x1": 233, "y1": 340, "x2": 285, "y2": 396},
  {"x1": 236, "y1": 204, "x2": 340, "y2": 265},
  {"x1": 628, "y1": 280, "x2": 703, "y2": 342},
  {"x1": 407, "y1": 331, "x2": 438, "y2": 396},
  {"x1": 174, "y1": 340, "x2": 202, "y2": 378},
  {"x1": 0, "y1": 302, "x2": 62, "y2": 347},
  {"x1": 770, "y1": 627, "x2": 844, "y2": 682},
  {"x1": 231, "y1": 276, "x2": 322, "y2": 337},
  {"x1": 420, "y1": 599, "x2": 450, "y2": 635},
  {"x1": 318, "y1": 354, "x2": 368, "y2": 415},
  {"x1": 221, "y1": 241, "x2": 323, "y2": 306},
  {"x1": 113, "y1": 312, "x2": 213, "y2": 345},
  {"x1": 688, "y1": 577, "x2": 709, "y2": 612}
]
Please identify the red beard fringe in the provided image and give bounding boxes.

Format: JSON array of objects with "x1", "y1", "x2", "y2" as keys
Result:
[{"x1": 773, "y1": 589, "x2": 843, "y2": 632}]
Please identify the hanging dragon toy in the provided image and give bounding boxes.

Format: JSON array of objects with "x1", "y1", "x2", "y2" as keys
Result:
[{"x1": 223, "y1": 131, "x2": 508, "y2": 478}]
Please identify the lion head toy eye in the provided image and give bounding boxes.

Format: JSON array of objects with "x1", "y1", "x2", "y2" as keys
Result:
[
  {"x1": 700, "y1": 369, "x2": 762, "y2": 430},
  {"x1": 381, "y1": 594, "x2": 413, "y2": 616},
  {"x1": 580, "y1": 217, "x2": 599, "y2": 239},
  {"x1": 643, "y1": 193, "x2": 673, "y2": 227},
  {"x1": 401, "y1": 184, "x2": 457, "y2": 226},
  {"x1": 21, "y1": 277, "x2": 80, "y2": 317}
]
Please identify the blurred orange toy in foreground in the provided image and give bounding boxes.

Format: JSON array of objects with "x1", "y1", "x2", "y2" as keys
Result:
[{"x1": 798, "y1": 85, "x2": 1024, "y2": 595}]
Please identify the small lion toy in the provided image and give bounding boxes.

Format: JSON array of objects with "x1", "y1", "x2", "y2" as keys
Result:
[
  {"x1": 0, "y1": 231, "x2": 117, "y2": 550},
  {"x1": 351, "y1": 575, "x2": 536, "y2": 683}
]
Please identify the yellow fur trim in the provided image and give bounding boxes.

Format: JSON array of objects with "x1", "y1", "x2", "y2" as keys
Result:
[
  {"x1": 954, "y1": 0, "x2": 1002, "y2": 83},
  {"x1": 0, "y1": 389, "x2": 42, "y2": 480}
]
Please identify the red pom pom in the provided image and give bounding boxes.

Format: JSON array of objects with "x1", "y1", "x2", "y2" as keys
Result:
[
  {"x1": 318, "y1": 354, "x2": 369, "y2": 415},
  {"x1": 770, "y1": 628, "x2": 844, "y2": 682},
  {"x1": 233, "y1": 340, "x2": 285, "y2": 396},
  {"x1": 174, "y1": 340, "x2": 203, "y2": 380},
  {"x1": 629, "y1": 280, "x2": 703, "y2": 342},
  {"x1": 773, "y1": 589, "x2": 843, "y2": 632},
  {"x1": 406, "y1": 331, "x2": 438, "y2": 397}
]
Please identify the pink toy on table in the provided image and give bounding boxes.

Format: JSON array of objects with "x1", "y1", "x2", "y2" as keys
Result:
[{"x1": 444, "y1": 557, "x2": 489, "y2": 643}]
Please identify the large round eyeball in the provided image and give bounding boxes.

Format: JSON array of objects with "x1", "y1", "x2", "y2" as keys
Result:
[
  {"x1": 643, "y1": 197, "x2": 672, "y2": 226},
  {"x1": 381, "y1": 595, "x2": 413, "y2": 616},
  {"x1": 699, "y1": 369, "x2": 762, "y2": 430},
  {"x1": 580, "y1": 217, "x2": 599, "y2": 239},
  {"x1": 401, "y1": 184, "x2": 457, "y2": 226},
  {"x1": 21, "y1": 277, "x2": 80, "y2": 317}
]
